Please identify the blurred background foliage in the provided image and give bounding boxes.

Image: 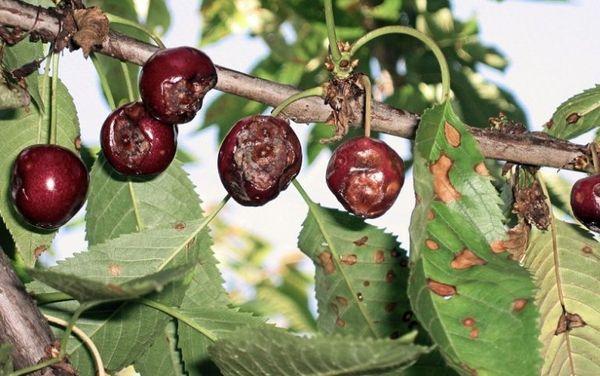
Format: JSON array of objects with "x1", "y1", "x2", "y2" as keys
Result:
[{"x1": 80, "y1": 0, "x2": 562, "y2": 332}]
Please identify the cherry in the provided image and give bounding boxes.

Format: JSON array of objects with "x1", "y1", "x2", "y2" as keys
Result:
[
  {"x1": 139, "y1": 46, "x2": 217, "y2": 124},
  {"x1": 101, "y1": 102, "x2": 177, "y2": 176},
  {"x1": 218, "y1": 115, "x2": 302, "y2": 206},
  {"x1": 10, "y1": 145, "x2": 89, "y2": 229},
  {"x1": 570, "y1": 174, "x2": 600, "y2": 232},
  {"x1": 326, "y1": 137, "x2": 405, "y2": 218}
]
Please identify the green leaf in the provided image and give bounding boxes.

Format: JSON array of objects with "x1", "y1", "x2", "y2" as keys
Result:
[
  {"x1": 524, "y1": 220, "x2": 600, "y2": 375},
  {"x1": 400, "y1": 350, "x2": 458, "y2": 376},
  {"x1": 0, "y1": 77, "x2": 80, "y2": 267},
  {"x1": 298, "y1": 203, "x2": 412, "y2": 338},
  {"x1": 177, "y1": 306, "x2": 267, "y2": 375},
  {"x1": 209, "y1": 326, "x2": 429, "y2": 376},
  {"x1": 0, "y1": 344, "x2": 12, "y2": 375},
  {"x1": 135, "y1": 320, "x2": 185, "y2": 376},
  {"x1": 28, "y1": 263, "x2": 194, "y2": 303},
  {"x1": 2, "y1": 39, "x2": 45, "y2": 110},
  {"x1": 33, "y1": 215, "x2": 216, "y2": 372},
  {"x1": 545, "y1": 85, "x2": 600, "y2": 140},
  {"x1": 408, "y1": 101, "x2": 540, "y2": 375},
  {"x1": 86, "y1": 156, "x2": 203, "y2": 244},
  {"x1": 146, "y1": 0, "x2": 171, "y2": 35}
]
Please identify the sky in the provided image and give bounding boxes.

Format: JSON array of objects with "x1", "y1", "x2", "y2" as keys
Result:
[{"x1": 48, "y1": 0, "x2": 600, "y2": 276}]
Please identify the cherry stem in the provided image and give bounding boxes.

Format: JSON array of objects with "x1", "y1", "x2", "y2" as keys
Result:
[
  {"x1": 324, "y1": 0, "x2": 342, "y2": 62},
  {"x1": 120, "y1": 61, "x2": 136, "y2": 103},
  {"x1": 271, "y1": 86, "x2": 324, "y2": 118},
  {"x1": 49, "y1": 52, "x2": 59, "y2": 145},
  {"x1": 292, "y1": 179, "x2": 315, "y2": 206},
  {"x1": 105, "y1": 13, "x2": 166, "y2": 49},
  {"x1": 350, "y1": 26, "x2": 451, "y2": 101},
  {"x1": 45, "y1": 314, "x2": 106, "y2": 376},
  {"x1": 591, "y1": 142, "x2": 599, "y2": 174},
  {"x1": 90, "y1": 52, "x2": 116, "y2": 110},
  {"x1": 37, "y1": 53, "x2": 52, "y2": 144},
  {"x1": 360, "y1": 75, "x2": 373, "y2": 138}
]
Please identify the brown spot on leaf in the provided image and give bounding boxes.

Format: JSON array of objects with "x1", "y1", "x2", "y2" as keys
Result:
[
  {"x1": 389, "y1": 331, "x2": 401, "y2": 340},
  {"x1": 336, "y1": 318, "x2": 346, "y2": 328},
  {"x1": 335, "y1": 296, "x2": 348, "y2": 306},
  {"x1": 463, "y1": 317, "x2": 476, "y2": 327},
  {"x1": 340, "y1": 254, "x2": 358, "y2": 265},
  {"x1": 415, "y1": 193, "x2": 422, "y2": 204},
  {"x1": 427, "y1": 279, "x2": 457, "y2": 297},
  {"x1": 34, "y1": 245, "x2": 47, "y2": 259},
  {"x1": 566, "y1": 112, "x2": 581, "y2": 124},
  {"x1": 427, "y1": 209, "x2": 435, "y2": 220},
  {"x1": 461, "y1": 364, "x2": 478, "y2": 376},
  {"x1": 402, "y1": 311, "x2": 413, "y2": 322},
  {"x1": 374, "y1": 250, "x2": 385, "y2": 263},
  {"x1": 385, "y1": 270, "x2": 396, "y2": 283},
  {"x1": 474, "y1": 162, "x2": 489, "y2": 176},
  {"x1": 582, "y1": 246, "x2": 593, "y2": 254},
  {"x1": 491, "y1": 222, "x2": 530, "y2": 260},
  {"x1": 425, "y1": 239, "x2": 439, "y2": 250},
  {"x1": 363, "y1": 280, "x2": 370, "y2": 287},
  {"x1": 391, "y1": 249, "x2": 400, "y2": 258},
  {"x1": 385, "y1": 302, "x2": 397, "y2": 312},
  {"x1": 451, "y1": 249, "x2": 487, "y2": 269},
  {"x1": 73, "y1": 7, "x2": 109, "y2": 57},
  {"x1": 469, "y1": 328, "x2": 479, "y2": 339},
  {"x1": 400, "y1": 258, "x2": 409, "y2": 268},
  {"x1": 353, "y1": 236, "x2": 368, "y2": 246},
  {"x1": 174, "y1": 222, "x2": 186, "y2": 231},
  {"x1": 356, "y1": 292, "x2": 364, "y2": 301},
  {"x1": 545, "y1": 119, "x2": 554, "y2": 129},
  {"x1": 108, "y1": 263, "x2": 122, "y2": 277},
  {"x1": 107, "y1": 284, "x2": 125, "y2": 294},
  {"x1": 555, "y1": 311, "x2": 587, "y2": 334},
  {"x1": 512, "y1": 299, "x2": 528, "y2": 312},
  {"x1": 430, "y1": 155, "x2": 461, "y2": 203},
  {"x1": 318, "y1": 251, "x2": 336, "y2": 274},
  {"x1": 74, "y1": 136, "x2": 82, "y2": 150},
  {"x1": 444, "y1": 122, "x2": 461, "y2": 147}
]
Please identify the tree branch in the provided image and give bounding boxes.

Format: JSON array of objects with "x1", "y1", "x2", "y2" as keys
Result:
[
  {"x1": 0, "y1": 250, "x2": 72, "y2": 375},
  {"x1": 0, "y1": 0, "x2": 593, "y2": 172}
]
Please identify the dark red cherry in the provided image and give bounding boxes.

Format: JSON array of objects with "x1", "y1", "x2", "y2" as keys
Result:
[
  {"x1": 101, "y1": 101, "x2": 177, "y2": 176},
  {"x1": 139, "y1": 46, "x2": 217, "y2": 124},
  {"x1": 218, "y1": 115, "x2": 302, "y2": 206},
  {"x1": 326, "y1": 137, "x2": 405, "y2": 218},
  {"x1": 10, "y1": 145, "x2": 89, "y2": 229},
  {"x1": 570, "y1": 174, "x2": 600, "y2": 232}
]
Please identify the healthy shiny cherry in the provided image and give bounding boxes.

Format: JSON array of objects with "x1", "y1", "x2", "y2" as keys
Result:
[
  {"x1": 570, "y1": 174, "x2": 600, "y2": 232},
  {"x1": 139, "y1": 46, "x2": 217, "y2": 124},
  {"x1": 10, "y1": 145, "x2": 89, "y2": 229},
  {"x1": 326, "y1": 137, "x2": 405, "y2": 218},
  {"x1": 101, "y1": 101, "x2": 177, "y2": 176},
  {"x1": 218, "y1": 115, "x2": 302, "y2": 206}
]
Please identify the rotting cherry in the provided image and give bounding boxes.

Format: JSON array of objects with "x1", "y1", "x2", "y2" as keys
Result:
[
  {"x1": 139, "y1": 46, "x2": 217, "y2": 124},
  {"x1": 10, "y1": 145, "x2": 89, "y2": 229},
  {"x1": 218, "y1": 115, "x2": 302, "y2": 206},
  {"x1": 101, "y1": 101, "x2": 177, "y2": 176},
  {"x1": 570, "y1": 174, "x2": 600, "y2": 232},
  {"x1": 326, "y1": 137, "x2": 405, "y2": 218}
]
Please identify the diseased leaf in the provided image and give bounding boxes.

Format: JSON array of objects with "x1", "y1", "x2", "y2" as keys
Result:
[
  {"x1": 298, "y1": 203, "x2": 412, "y2": 338},
  {"x1": 0, "y1": 77, "x2": 80, "y2": 267},
  {"x1": 524, "y1": 220, "x2": 600, "y2": 375},
  {"x1": 408, "y1": 101, "x2": 540, "y2": 375},
  {"x1": 545, "y1": 85, "x2": 600, "y2": 140},
  {"x1": 28, "y1": 263, "x2": 194, "y2": 303},
  {"x1": 209, "y1": 326, "x2": 429, "y2": 376},
  {"x1": 135, "y1": 320, "x2": 185, "y2": 376},
  {"x1": 0, "y1": 76, "x2": 30, "y2": 109}
]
